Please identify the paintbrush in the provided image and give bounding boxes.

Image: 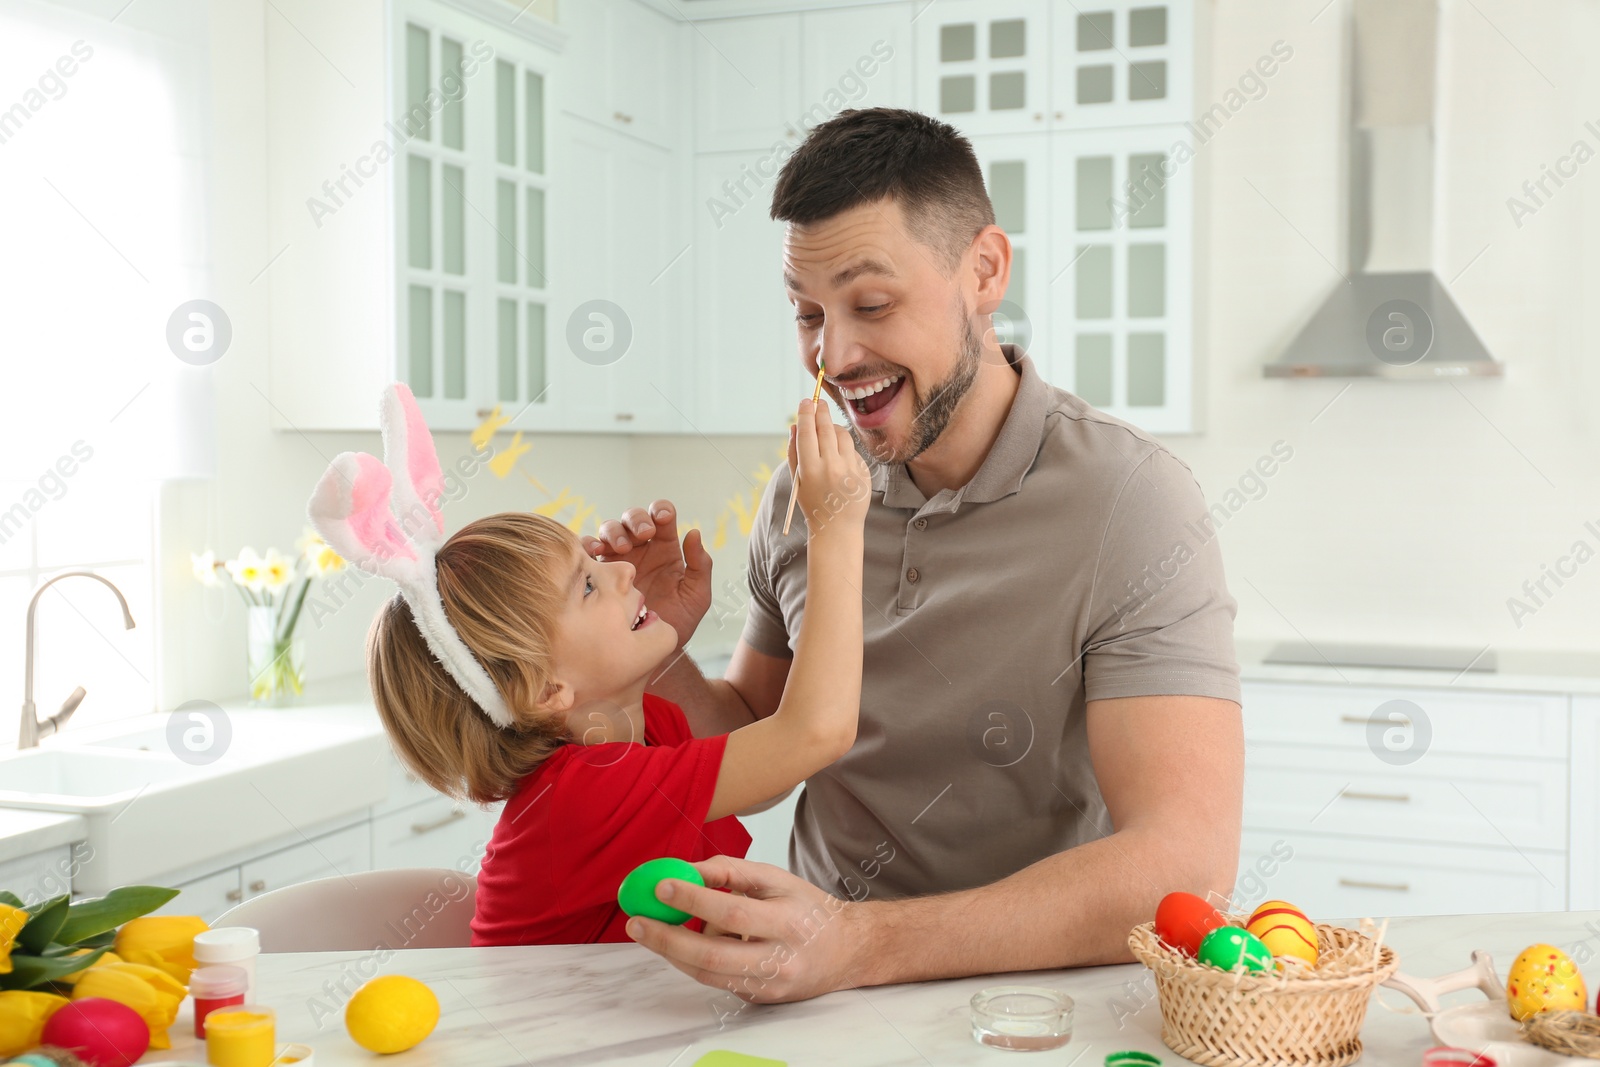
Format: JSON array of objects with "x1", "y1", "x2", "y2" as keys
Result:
[{"x1": 781, "y1": 359, "x2": 826, "y2": 536}]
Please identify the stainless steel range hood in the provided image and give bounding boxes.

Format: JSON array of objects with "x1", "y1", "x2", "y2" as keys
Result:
[{"x1": 1264, "y1": 0, "x2": 1502, "y2": 379}]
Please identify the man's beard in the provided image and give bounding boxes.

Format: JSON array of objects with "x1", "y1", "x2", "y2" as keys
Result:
[{"x1": 850, "y1": 310, "x2": 983, "y2": 466}]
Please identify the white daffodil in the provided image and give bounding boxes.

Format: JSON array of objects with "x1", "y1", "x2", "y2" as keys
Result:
[
  {"x1": 225, "y1": 547, "x2": 266, "y2": 593},
  {"x1": 307, "y1": 543, "x2": 345, "y2": 577},
  {"x1": 260, "y1": 548, "x2": 294, "y2": 593},
  {"x1": 190, "y1": 550, "x2": 221, "y2": 587}
]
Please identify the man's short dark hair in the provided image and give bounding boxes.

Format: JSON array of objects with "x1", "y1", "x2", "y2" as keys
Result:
[{"x1": 769, "y1": 108, "x2": 995, "y2": 273}]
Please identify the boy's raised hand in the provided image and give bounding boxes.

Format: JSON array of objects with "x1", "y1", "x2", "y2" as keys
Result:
[
  {"x1": 582, "y1": 499, "x2": 711, "y2": 650},
  {"x1": 788, "y1": 398, "x2": 871, "y2": 538}
]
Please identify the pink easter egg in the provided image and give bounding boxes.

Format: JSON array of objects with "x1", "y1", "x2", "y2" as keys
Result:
[{"x1": 41, "y1": 997, "x2": 150, "y2": 1067}]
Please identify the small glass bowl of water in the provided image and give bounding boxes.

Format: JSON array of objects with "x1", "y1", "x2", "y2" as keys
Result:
[{"x1": 970, "y1": 986, "x2": 1074, "y2": 1051}]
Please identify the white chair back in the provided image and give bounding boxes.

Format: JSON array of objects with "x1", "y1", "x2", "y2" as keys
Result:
[{"x1": 212, "y1": 867, "x2": 477, "y2": 952}]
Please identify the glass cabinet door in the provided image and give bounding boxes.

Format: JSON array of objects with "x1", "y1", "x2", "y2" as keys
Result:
[
  {"x1": 968, "y1": 134, "x2": 1052, "y2": 378},
  {"x1": 1049, "y1": 0, "x2": 1192, "y2": 129},
  {"x1": 916, "y1": 0, "x2": 1052, "y2": 137},
  {"x1": 1047, "y1": 125, "x2": 1192, "y2": 432}
]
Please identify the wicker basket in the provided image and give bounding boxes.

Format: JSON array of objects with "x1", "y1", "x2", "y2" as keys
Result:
[{"x1": 1127, "y1": 918, "x2": 1400, "y2": 1067}]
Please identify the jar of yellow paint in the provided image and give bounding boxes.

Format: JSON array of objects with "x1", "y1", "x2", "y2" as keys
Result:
[{"x1": 205, "y1": 1004, "x2": 276, "y2": 1067}]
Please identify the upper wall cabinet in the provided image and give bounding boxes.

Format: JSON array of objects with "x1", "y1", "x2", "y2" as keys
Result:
[
  {"x1": 694, "y1": 15, "x2": 804, "y2": 153},
  {"x1": 915, "y1": 0, "x2": 1052, "y2": 136},
  {"x1": 265, "y1": 0, "x2": 568, "y2": 432},
  {"x1": 560, "y1": 0, "x2": 685, "y2": 150},
  {"x1": 916, "y1": 0, "x2": 1192, "y2": 137},
  {"x1": 1048, "y1": 0, "x2": 1192, "y2": 128},
  {"x1": 799, "y1": 5, "x2": 916, "y2": 116}
]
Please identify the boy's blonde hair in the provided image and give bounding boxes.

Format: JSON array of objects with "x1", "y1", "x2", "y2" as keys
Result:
[{"x1": 366, "y1": 511, "x2": 582, "y2": 804}]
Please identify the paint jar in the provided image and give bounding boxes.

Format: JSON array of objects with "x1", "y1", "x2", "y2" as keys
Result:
[
  {"x1": 969, "y1": 985, "x2": 1074, "y2": 1050},
  {"x1": 205, "y1": 1004, "x2": 276, "y2": 1067},
  {"x1": 194, "y1": 927, "x2": 261, "y2": 1001},
  {"x1": 191, "y1": 964, "x2": 249, "y2": 1038},
  {"x1": 272, "y1": 1043, "x2": 315, "y2": 1065}
]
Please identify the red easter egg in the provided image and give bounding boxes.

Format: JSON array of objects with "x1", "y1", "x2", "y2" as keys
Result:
[
  {"x1": 41, "y1": 997, "x2": 150, "y2": 1067},
  {"x1": 1155, "y1": 891, "x2": 1227, "y2": 957}
]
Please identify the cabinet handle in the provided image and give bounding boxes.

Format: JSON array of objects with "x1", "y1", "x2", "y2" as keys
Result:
[
  {"x1": 1054, "y1": 111, "x2": 1063, "y2": 120},
  {"x1": 614, "y1": 110, "x2": 633, "y2": 124},
  {"x1": 1033, "y1": 112, "x2": 1043, "y2": 121},
  {"x1": 248, "y1": 879, "x2": 267, "y2": 893},
  {"x1": 1342, "y1": 713, "x2": 1411, "y2": 726},
  {"x1": 225, "y1": 889, "x2": 242, "y2": 902},
  {"x1": 615, "y1": 412, "x2": 634, "y2": 422},
  {"x1": 1341, "y1": 790, "x2": 1411, "y2": 803},
  {"x1": 1339, "y1": 877, "x2": 1410, "y2": 892},
  {"x1": 411, "y1": 809, "x2": 467, "y2": 836},
  {"x1": 476, "y1": 408, "x2": 494, "y2": 418}
]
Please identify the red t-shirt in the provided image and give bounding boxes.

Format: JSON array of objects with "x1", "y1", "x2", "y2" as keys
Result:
[{"x1": 470, "y1": 693, "x2": 752, "y2": 946}]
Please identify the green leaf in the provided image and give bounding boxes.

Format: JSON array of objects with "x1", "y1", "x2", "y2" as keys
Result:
[
  {"x1": 17, "y1": 895, "x2": 69, "y2": 954},
  {"x1": 0, "y1": 946, "x2": 108, "y2": 990},
  {"x1": 0, "y1": 892, "x2": 24, "y2": 909},
  {"x1": 54, "y1": 885, "x2": 179, "y2": 946}
]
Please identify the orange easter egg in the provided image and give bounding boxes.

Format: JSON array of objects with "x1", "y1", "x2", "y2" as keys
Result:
[{"x1": 1246, "y1": 900, "x2": 1318, "y2": 966}]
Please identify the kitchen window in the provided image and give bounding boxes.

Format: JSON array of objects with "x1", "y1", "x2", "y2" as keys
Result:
[{"x1": 0, "y1": 2, "x2": 210, "y2": 738}]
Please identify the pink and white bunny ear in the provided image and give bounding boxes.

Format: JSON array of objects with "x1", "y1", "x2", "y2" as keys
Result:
[
  {"x1": 380, "y1": 383, "x2": 447, "y2": 554},
  {"x1": 307, "y1": 452, "x2": 424, "y2": 586},
  {"x1": 304, "y1": 386, "x2": 515, "y2": 730}
]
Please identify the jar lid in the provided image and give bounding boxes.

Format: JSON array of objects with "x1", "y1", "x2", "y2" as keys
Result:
[
  {"x1": 194, "y1": 926, "x2": 261, "y2": 958},
  {"x1": 272, "y1": 1042, "x2": 315, "y2": 1065},
  {"x1": 190, "y1": 963, "x2": 249, "y2": 997}
]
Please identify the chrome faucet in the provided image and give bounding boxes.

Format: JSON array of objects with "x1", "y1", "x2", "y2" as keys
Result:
[{"x1": 21, "y1": 570, "x2": 136, "y2": 749}]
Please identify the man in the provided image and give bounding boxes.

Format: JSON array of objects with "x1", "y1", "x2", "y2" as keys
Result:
[{"x1": 582, "y1": 108, "x2": 1243, "y2": 1002}]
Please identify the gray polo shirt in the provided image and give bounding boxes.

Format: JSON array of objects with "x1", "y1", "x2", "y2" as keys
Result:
[{"x1": 740, "y1": 344, "x2": 1241, "y2": 901}]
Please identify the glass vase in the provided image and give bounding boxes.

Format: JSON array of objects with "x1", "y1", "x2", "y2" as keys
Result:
[{"x1": 247, "y1": 604, "x2": 305, "y2": 706}]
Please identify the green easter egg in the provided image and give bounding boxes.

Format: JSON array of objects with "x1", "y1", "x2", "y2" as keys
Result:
[
  {"x1": 618, "y1": 857, "x2": 704, "y2": 924},
  {"x1": 1197, "y1": 925, "x2": 1275, "y2": 972}
]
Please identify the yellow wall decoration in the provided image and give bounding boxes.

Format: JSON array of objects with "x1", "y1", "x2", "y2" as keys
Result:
[{"x1": 472, "y1": 407, "x2": 794, "y2": 543}]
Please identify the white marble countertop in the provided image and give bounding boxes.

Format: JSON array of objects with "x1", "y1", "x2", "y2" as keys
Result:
[
  {"x1": 1236, "y1": 639, "x2": 1600, "y2": 696},
  {"x1": 143, "y1": 909, "x2": 1600, "y2": 1066},
  {"x1": 0, "y1": 808, "x2": 85, "y2": 866}
]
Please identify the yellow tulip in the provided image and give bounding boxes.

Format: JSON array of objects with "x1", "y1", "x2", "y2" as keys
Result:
[
  {"x1": 56, "y1": 948, "x2": 123, "y2": 985},
  {"x1": 0, "y1": 904, "x2": 29, "y2": 975},
  {"x1": 0, "y1": 990, "x2": 69, "y2": 1057},
  {"x1": 114, "y1": 915, "x2": 208, "y2": 985},
  {"x1": 71, "y1": 961, "x2": 186, "y2": 1050}
]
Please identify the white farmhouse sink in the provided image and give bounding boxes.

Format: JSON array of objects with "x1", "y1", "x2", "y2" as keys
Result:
[
  {"x1": 0, "y1": 708, "x2": 389, "y2": 894},
  {"x1": 0, "y1": 749, "x2": 194, "y2": 800}
]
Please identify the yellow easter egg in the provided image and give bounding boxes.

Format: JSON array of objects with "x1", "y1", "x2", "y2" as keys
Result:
[
  {"x1": 1507, "y1": 944, "x2": 1587, "y2": 1021},
  {"x1": 1245, "y1": 900, "x2": 1319, "y2": 966}
]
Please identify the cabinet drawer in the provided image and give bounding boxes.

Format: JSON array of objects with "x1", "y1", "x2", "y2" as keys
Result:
[
  {"x1": 373, "y1": 796, "x2": 498, "y2": 874},
  {"x1": 1240, "y1": 831, "x2": 1566, "y2": 918},
  {"x1": 162, "y1": 868, "x2": 243, "y2": 925},
  {"x1": 239, "y1": 823, "x2": 372, "y2": 902},
  {"x1": 372, "y1": 746, "x2": 444, "y2": 818},
  {"x1": 1245, "y1": 745, "x2": 1567, "y2": 850},
  {"x1": 1242, "y1": 682, "x2": 1568, "y2": 759}
]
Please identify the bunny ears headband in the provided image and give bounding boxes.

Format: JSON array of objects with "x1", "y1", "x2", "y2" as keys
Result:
[{"x1": 306, "y1": 383, "x2": 515, "y2": 728}]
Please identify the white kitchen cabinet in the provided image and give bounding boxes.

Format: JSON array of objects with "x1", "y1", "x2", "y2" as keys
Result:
[
  {"x1": 1047, "y1": 124, "x2": 1193, "y2": 432},
  {"x1": 692, "y1": 151, "x2": 803, "y2": 436},
  {"x1": 1570, "y1": 696, "x2": 1600, "y2": 909},
  {"x1": 799, "y1": 5, "x2": 916, "y2": 118},
  {"x1": 0, "y1": 846, "x2": 75, "y2": 906},
  {"x1": 1047, "y1": 0, "x2": 1193, "y2": 129},
  {"x1": 560, "y1": 0, "x2": 686, "y2": 150},
  {"x1": 1240, "y1": 679, "x2": 1576, "y2": 919},
  {"x1": 1240, "y1": 831, "x2": 1567, "y2": 919},
  {"x1": 914, "y1": 0, "x2": 1052, "y2": 137},
  {"x1": 967, "y1": 133, "x2": 1053, "y2": 376},
  {"x1": 373, "y1": 795, "x2": 499, "y2": 873},
  {"x1": 239, "y1": 822, "x2": 373, "y2": 904},
  {"x1": 265, "y1": 0, "x2": 568, "y2": 432},
  {"x1": 553, "y1": 115, "x2": 692, "y2": 433},
  {"x1": 693, "y1": 15, "x2": 804, "y2": 153},
  {"x1": 160, "y1": 868, "x2": 242, "y2": 925}
]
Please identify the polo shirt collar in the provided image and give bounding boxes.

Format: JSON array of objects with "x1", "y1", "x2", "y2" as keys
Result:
[{"x1": 870, "y1": 344, "x2": 1049, "y2": 512}]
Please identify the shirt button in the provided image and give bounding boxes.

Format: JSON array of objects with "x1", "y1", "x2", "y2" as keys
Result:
[
  {"x1": 913, "y1": 518, "x2": 928, "y2": 530},
  {"x1": 906, "y1": 567, "x2": 920, "y2": 583}
]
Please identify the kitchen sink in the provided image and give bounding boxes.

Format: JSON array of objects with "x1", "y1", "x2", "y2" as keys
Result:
[
  {"x1": 0, "y1": 707, "x2": 389, "y2": 893},
  {"x1": 0, "y1": 749, "x2": 190, "y2": 801}
]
